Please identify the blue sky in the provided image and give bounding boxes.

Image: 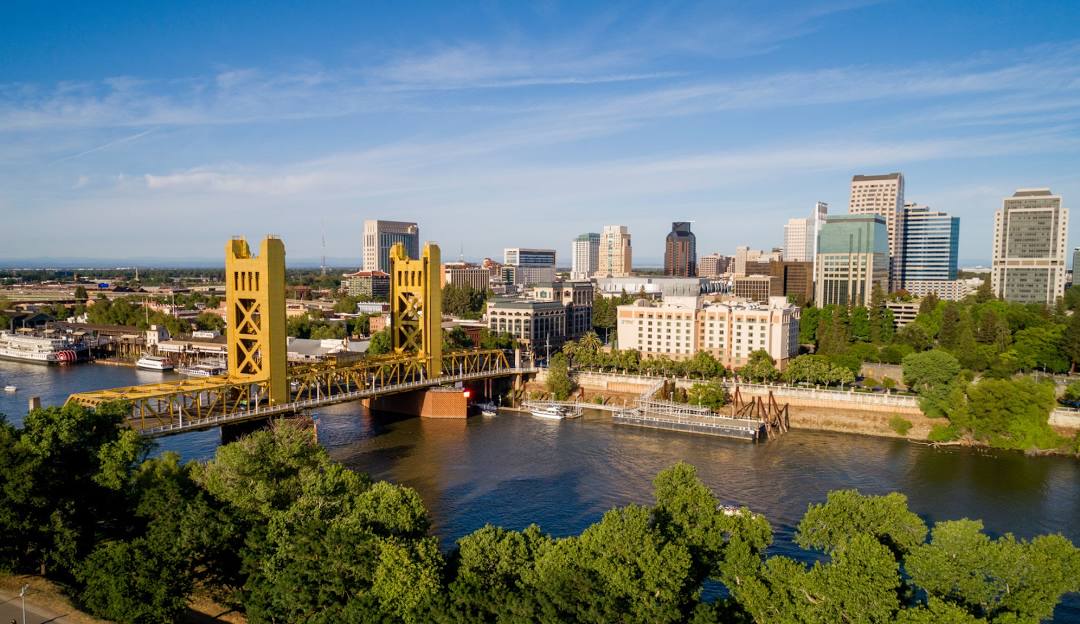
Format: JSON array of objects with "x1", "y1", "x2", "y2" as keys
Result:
[{"x1": 2, "y1": 1, "x2": 1080, "y2": 266}]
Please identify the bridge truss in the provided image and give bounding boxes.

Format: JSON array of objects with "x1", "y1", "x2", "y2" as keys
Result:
[{"x1": 67, "y1": 349, "x2": 516, "y2": 436}]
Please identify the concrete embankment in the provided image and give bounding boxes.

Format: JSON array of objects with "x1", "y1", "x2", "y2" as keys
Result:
[{"x1": 530, "y1": 370, "x2": 935, "y2": 441}]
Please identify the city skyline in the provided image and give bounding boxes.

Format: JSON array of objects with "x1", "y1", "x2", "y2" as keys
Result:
[{"x1": 3, "y1": 2, "x2": 1080, "y2": 264}]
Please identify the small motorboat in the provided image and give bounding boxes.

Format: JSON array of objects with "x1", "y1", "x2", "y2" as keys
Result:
[
  {"x1": 476, "y1": 401, "x2": 499, "y2": 416},
  {"x1": 3, "y1": 385, "x2": 16, "y2": 393}
]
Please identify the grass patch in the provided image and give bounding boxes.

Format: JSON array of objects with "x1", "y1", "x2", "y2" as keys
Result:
[{"x1": 889, "y1": 415, "x2": 913, "y2": 436}]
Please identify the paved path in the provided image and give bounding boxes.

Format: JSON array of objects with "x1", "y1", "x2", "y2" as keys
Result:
[{"x1": 0, "y1": 589, "x2": 79, "y2": 624}]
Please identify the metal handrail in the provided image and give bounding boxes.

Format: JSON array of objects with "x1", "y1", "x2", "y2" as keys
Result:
[{"x1": 139, "y1": 365, "x2": 537, "y2": 436}]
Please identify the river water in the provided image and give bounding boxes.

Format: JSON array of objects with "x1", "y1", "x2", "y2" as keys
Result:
[{"x1": 3, "y1": 361, "x2": 1079, "y2": 620}]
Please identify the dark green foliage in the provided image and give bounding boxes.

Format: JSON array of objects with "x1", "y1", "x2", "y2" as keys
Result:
[
  {"x1": 906, "y1": 519, "x2": 1080, "y2": 623},
  {"x1": 3, "y1": 404, "x2": 1079, "y2": 623},
  {"x1": 443, "y1": 285, "x2": 488, "y2": 319},
  {"x1": 78, "y1": 537, "x2": 192, "y2": 623},
  {"x1": 368, "y1": 327, "x2": 392, "y2": 355},
  {"x1": 959, "y1": 377, "x2": 1061, "y2": 451},
  {"x1": 546, "y1": 352, "x2": 574, "y2": 400},
  {"x1": 902, "y1": 350, "x2": 962, "y2": 418}
]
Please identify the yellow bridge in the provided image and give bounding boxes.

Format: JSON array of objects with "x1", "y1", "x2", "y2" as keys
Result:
[{"x1": 67, "y1": 236, "x2": 532, "y2": 437}]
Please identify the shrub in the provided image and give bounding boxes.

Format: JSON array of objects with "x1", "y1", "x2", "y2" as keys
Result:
[
  {"x1": 862, "y1": 377, "x2": 880, "y2": 388},
  {"x1": 928, "y1": 423, "x2": 959, "y2": 442},
  {"x1": 889, "y1": 416, "x2": 913, "y2": 436},
  {"x1": 882, "y1": 377, "x2": 897, "y2": 390}
]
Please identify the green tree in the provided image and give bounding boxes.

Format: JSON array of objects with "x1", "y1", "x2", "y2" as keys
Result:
[
  {"x1": 902, "y1": 350, "x2": 962, "y2": 418},
  {"x1": 961, "y1": 377, "x2": 1060, "y2": 450},
  {"x1": 367, "y1": 328, "x2": 392, "y2": 355},
  {"x1": 686, "y1": 381, "x2": 729, "y2": 409},
  {"x1": 194, "y1": 311, "x2": 226, "y2": 334},
  {"x1": 739, "y1": 350, "x2": 779, "y2": 383},
  {"x1": 906, "y1": 519, "x2": 1080, "y2": 623},
  {"x1": 797, "y1": 490, "x2": 927, "y2": 560},
  {"x1": 546, "y1": 352, "x2": 574, "y2": 400},
  {"x1": 1062, "y1": 311, "x2": 1080, "y2": 373},
  {"x1": 851, "y1": 306, "x2": 871, "y2": 342},
  {"x1": 1010, "y1": 324, "x2": 1068, "y2": 373},
  {"x1": 74, "y1": 285, "x2": 89, "y2": 302}
]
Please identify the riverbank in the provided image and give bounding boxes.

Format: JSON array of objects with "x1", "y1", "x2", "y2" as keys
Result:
[{"x1": 526, "y1": 370, "x2": 1080, "y2": 453}]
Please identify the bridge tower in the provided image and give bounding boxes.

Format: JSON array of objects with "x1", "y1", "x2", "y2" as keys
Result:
[
  {"x1": 390, "y1": 241, "x2": 442, "y2": 378},
  {"x1": 225, "y1": 236, "x2": 287, "y2": 405}
]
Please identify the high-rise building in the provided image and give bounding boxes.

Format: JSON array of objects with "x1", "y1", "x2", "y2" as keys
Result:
[
  {"x1": 733, "y1": 246, "x2": 783, "y2": 276},
  {"x1": 362, "y1": 220, "x2": 419, "y2": 273},
  {"x1": 598, "y1": 225, "x2": 632, "y2": 277},
  {"x1": 571, "y1": 233, "x2": 600, "y2": 280},
  {"x1": 814, "y1": 214, "x2": 889, "y2": 307},
  {"x1": 899, "y1": 203, "x2": 959, "y2": 287},
  {"x1": 503, "y1": 248, "x2": 557, "y2": 286},
  {"x1": 991, "y1": 188, "x2": 1068, "y2": 304},
  {"x1": 769, "y1": 260, "x2": 815, "y2": 306},
  {"x1": 443, "y1": 262, "x2": 491, "y2": 291},
  {"x1": 1073, "y1": 248, "x2": 1080, "y2": 287},
  {"x1": 783, "y1": 202, "x2": 828, "y2": 263},
  {"x1": 664, "y1": 222, "x2": 697, "y2": 277},
  {"x1": 699, "y1": 253, "x2": 732, "y2": 278},
  {"x1": 849, "y1": 174, "x2": 904, "y2": 286}
]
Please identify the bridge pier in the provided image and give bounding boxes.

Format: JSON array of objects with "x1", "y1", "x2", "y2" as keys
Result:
[
  {"x1": 220, "y1": 416, "x2": 275, "y2": 444},
  {"x1": 364, "y1": 387, "x2": 468, "y2": 419}
]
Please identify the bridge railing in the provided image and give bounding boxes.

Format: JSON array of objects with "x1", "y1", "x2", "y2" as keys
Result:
[{"x1": 138, "y1": 366, "x2": 537, "y2": 437}]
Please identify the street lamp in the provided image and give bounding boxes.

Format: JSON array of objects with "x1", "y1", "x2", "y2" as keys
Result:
[{"x1": 19, "y1": 583, "x2": 29, "y2": 624}]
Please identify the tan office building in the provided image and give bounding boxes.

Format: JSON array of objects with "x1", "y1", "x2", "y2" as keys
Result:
[
  {"x1": 991, "y1": 188, "x2": 1068, "y2": 304},
  {"x1": 598, "y1": 225, "x2": 632, "y2": 277},
  {"x1": 849, "y1": 173, "x2": 904, "y2": 286}
]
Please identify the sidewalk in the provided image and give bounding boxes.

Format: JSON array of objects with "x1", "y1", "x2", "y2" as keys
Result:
[{"x1": 0, "y1": 589, "x2": 82, "y2": 624}]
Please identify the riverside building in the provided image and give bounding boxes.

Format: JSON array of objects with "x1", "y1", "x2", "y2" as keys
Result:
[
  {"x1": 991, "y1": 188, "x2": 1068, "y2": 304},
  {"x1": 898, "y1": 203, "x2": 962, "y2": 299},
  {"x1": 616, "y1": 296, "x2": 799, "y2": 368}
]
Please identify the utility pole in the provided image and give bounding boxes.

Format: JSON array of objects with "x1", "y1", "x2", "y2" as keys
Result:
[{"x1": 20, "y1": 583, "x2": 29, "y2": 624}]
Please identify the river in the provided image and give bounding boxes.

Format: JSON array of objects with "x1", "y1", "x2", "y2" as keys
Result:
[{"x1": 2, "y1": 361, "x2": 1079, "y2": 621}]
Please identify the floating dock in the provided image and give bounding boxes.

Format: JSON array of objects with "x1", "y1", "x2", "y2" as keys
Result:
[{"x1": 612, "y1": 399, "x2": 766, "y2": 441}]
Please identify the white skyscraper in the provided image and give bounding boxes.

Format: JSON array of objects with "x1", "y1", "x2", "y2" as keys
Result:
[
  {"x1": 362, "y1": 220, "x2": 419, "y2": 273},
  {"x1": 571, "y1": 233, "x2": 600, "y2": 280},
  {"x1": 784, "y1": 201, "x2": 828, "y2": 262}
]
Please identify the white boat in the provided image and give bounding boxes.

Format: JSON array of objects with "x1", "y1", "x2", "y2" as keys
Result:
[
  {"x1": 136, "y1": 355, "x2": 174, "y2": 371},
  {"x1": 476, "y1": 401, "x2": 499, "y2": 416},
  {"x1": 177, "y1": 362, "x2": 226, "y2": 377},
  {"x1": 3, "y1": 385, "x2": 16, "y2": 393},
  {"x1": 530, "y1": 405, "x2": 567, "y2": 420},
  {"x1": 0, "y1": 330, "x2": 80, "y2": 365}
]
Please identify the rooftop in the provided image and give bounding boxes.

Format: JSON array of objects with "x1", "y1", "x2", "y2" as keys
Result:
[
  {"x1": 1012, "y1": 188, "x2": 1054, "y2": 197},
  {"x1": 852, "y1": 173, "x2": 902, "y2": 182}
]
